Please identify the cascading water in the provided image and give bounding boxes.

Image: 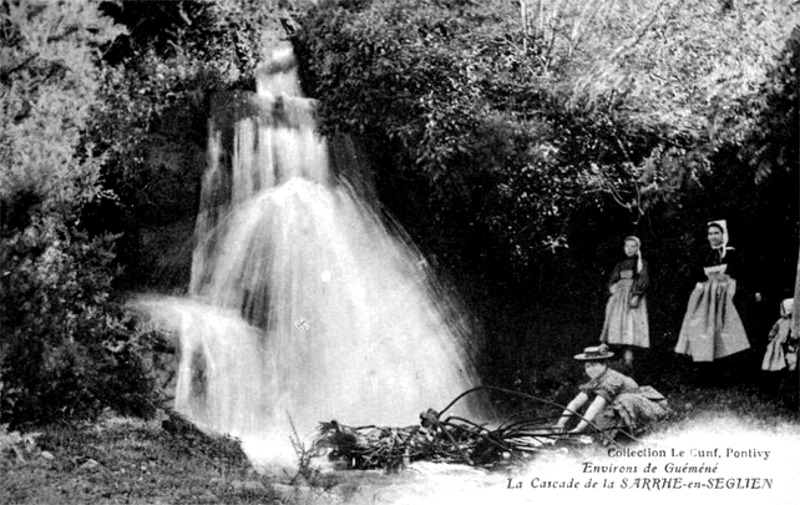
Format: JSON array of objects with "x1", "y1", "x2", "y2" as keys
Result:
[{"x1": 138, "y1": 47, "x2": 488, "y2": 464}]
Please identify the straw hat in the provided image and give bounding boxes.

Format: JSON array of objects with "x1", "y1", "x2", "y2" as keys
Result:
[{"x1": 573, "y1": 344, "x2": 615, "y2": 361}]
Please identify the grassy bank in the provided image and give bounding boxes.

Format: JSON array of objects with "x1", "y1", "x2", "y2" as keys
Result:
[
  {"x1": 2, "y1": 362, "x2": 798, "y2": 505},
  {"x1": 1, "y1": 413, "x2": 281, "y2": 505}
]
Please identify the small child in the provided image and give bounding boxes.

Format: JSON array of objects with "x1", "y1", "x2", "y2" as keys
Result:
[
  {"x1": 554, "y1": 344, "x2": 668, "y2": 442},
  {"x1": 761, "y1": 299, "x2": 797, "y2": 372}
]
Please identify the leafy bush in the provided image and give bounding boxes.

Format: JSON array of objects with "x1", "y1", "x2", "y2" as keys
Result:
[
  {"x1": 293, "y1": 0, "x2": 798, "y2": 282},
  {"x1": 0, "y1": 1, "x2": 158, "y2": 427},
  {"x1": 0, "y1": 215, "x2": 158, "y2": 427},
  {"x1": 0, "y1": 423, "x2": 40, "y2": 464},
  {"x1": 293, "y1": 0, "x2": 569, "y2": 273},
  {"x1": 85, "y1": 0, "x2": 306, "y2": 287}
]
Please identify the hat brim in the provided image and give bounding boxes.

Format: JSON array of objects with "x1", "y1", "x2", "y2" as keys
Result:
[{"x1": 573, "y1": 352, "x2": 614, "y2": 361}]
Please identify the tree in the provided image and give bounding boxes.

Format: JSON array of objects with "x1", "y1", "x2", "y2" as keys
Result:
[
  {"x1": 85, "y1": 0, "x2": 304, "y2": 287},
  {"x1": 293, "y1": 0, "x2": 798, "y2": 281},
  {"x1": 0, "y1": 1, "x2": 123, "y2": 217},
  {"x1": 0, "y1": 0, "x2": 154, "y2": 427},
  {"x1": 563, "y1": 0, "x2": 798, "y2": 212}
]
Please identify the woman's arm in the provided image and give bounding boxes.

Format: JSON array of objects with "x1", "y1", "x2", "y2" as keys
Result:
[
  {"x1": 554, "y1": 392, "x2": 589, "y2": 430},
  {"x1": 632, "y1": 259, "x2": 649, "y2": 296},
  {"x1": 569, "y1": 395, "x2": 609, "y2": 433},
  {"x1": 692, "y1": 250, "x2": 712, "y2": 288}
]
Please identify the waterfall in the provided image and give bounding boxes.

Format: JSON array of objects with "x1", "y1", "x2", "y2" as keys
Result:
[{"x1": 138, "y1": 47, "x2": 488, "y2": 463}]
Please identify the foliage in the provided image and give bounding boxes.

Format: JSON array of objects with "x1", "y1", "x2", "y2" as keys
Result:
[
  {"x1": 0, "y1": 0, "x2": 123, "y2": 216},
  {"x1": 0, "y1": 423, "x2": 40, "y2": 463},
  {"x1": 92, "y1": 0, "x2": 305, "y2": 214},
  {"x1": 294, "y1": 0, "x2": 798, "y2": 283},
  {"x1": 292, "y1": 1, "x2": 799, "y2": 382},
  {"x1": 86, "y1": 1, "x2": 263, "y2": 227},
  {"x1": 563, "y1": 0, "x2": 798, "y2": 210},
  {"x1": 0, "y1": 215, "x2": 158, "y2": 426},
  {"x1": 85, "y1": 0, "x2": 307, "y2": 286},
  {"x1": 295, "y1": 0, "x2": 565, "y2": 273},
  {"x1": 561, "y1": 0, "x2": 795, "y2": 134},
  {"x1": 742, "y1": 25, "x2": 800, "y2": 183},
  {"x1": 0, "y1": 1, "x2": 156, "y2": 427},
  {"x1": 511, "y1": 0, "x2": 799, "y2": 229},
  {"x1": 0, "y1": 0, "x2": 316, "y2": 427}
]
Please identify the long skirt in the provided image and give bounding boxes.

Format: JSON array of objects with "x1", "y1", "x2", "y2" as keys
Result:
[
  {"x1": 674, "y1": 278, "x2": 750, "y2": 362},
  {"x1": 600, "y1": 279, "x2": 650, "y2": 348},
  {"x1": 762, "y1": 320, "x2": 795, "y2": 371},
  {"x1": 592, "y1": 386, "x2": 669, "y2": 441}
]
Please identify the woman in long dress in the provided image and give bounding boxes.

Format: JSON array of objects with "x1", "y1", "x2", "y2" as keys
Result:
[
  {"x1": 674, "y1": 220, "x2": 750, "y2": 363},
  {"x1": 600, "y1": 236, "x2": 650, "y2": 366}
]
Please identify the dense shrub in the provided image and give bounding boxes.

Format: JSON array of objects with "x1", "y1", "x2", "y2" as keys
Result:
[
  {"x1": 294, "y1": 0, "x2": 798, "y2": 286},
  {"x1": 1, "y1": 0, "x2": 301, "y2": 426},
  {"x1": 0, "y1": 1, "x2": 157, "y2": 427},
  {"x1": 88, "y1": 0, "x2": 307, "y2": 288},
  {"x1": 0, "y1": 216, "x2": 158, "y2": 426}
]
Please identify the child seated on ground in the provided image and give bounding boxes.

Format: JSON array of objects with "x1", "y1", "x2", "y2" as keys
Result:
[
  {"x1": 554, "y1": 344, "x2": 669, "y2": 443},
  {"x1": 761, "y1": 298, "x2": 797, "y2": 372}
]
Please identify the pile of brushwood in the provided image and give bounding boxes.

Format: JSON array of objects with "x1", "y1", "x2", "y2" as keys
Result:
[{"x1": 312, "y1": 387, "x2": 632, "y2": 471}]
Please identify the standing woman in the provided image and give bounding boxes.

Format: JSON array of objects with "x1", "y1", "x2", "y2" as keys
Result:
[
  {"x1": 600, "y1": 236, "x2": 650, "y2": 366},
  {"x1": 674, "y1": 220, "x2": 750, "y2": 364}
]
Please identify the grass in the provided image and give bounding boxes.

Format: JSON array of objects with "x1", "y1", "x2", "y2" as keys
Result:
[
  {"x1": 2, "y1": 348, "x2": 798, "y2": 504},
  {"x1": 0, "y1": 413, "x2": 283, "y2": 505},
  {"x1": 497, "y1": 344, "x2": 800, "y2": 446}
]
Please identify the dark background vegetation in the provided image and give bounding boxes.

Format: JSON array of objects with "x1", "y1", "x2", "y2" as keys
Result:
[
  {"x1": 1, "y1": 0, "x2": 798, "y2": 429},
  {"x1": 292, "y1": 0, "x2": 799, "y2": 389}
]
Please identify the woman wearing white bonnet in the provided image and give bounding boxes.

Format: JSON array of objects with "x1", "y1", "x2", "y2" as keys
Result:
[{"x1": 674, "y1": 219, "x2": 750, "y2": 368}]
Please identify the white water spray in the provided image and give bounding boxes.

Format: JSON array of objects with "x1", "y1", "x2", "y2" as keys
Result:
[{"x1": 138, "y1": 47, "x2": 487, "y2": 462}]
